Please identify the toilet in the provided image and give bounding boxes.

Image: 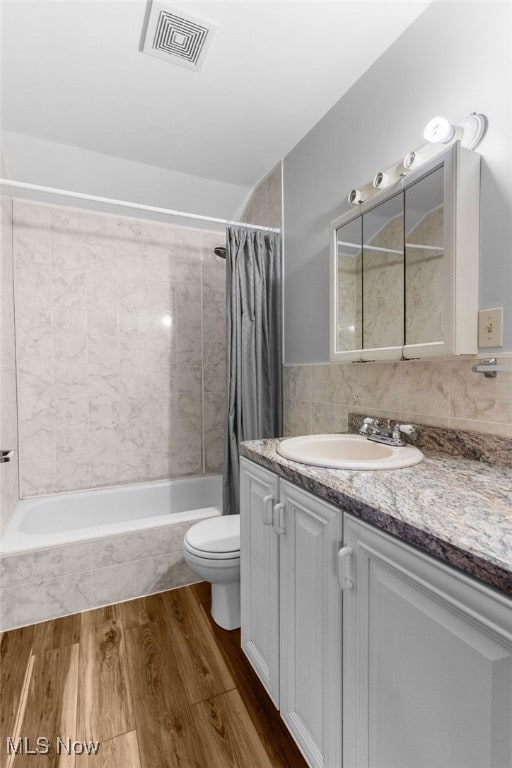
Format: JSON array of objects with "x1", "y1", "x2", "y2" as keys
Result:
[{"x1": 183, "y1": 514, "x2": 241, "y2": 630}]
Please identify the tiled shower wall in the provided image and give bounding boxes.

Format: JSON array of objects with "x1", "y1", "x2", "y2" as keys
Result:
[
  {"x1": 0, "y1": 150, "x2": 19, "y2": 532},
  {"x1": 240, "y1": 161, "x2": 282, "y2": 230},
  {"x1": 284, "y1": 359, "x2": 512, "y2": 439},
  {"x1": 13, "y1": 200, "x2": 226, "y2": 497}
]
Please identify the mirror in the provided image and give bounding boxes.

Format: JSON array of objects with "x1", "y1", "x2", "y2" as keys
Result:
[
  {"x1": 405, "y1": 167, "x2": 444, "y2": 345},
  {"x1": 330, "y1": 143, "x2": 479, "y2": 361},
  {"x1": 362, "y1": 193, "x2": 404, "y2": 350},
  {"x1": 335, "y1": 217, "x2": 362, "y2": 352}
]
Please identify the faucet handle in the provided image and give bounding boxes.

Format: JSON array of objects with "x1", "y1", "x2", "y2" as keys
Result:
[
  {"x1": 392, "y1": 423, "x2": 416, "y2": 441},
  {"x1": 359, "y1": 416, "x2": 379, "y2": 435}
]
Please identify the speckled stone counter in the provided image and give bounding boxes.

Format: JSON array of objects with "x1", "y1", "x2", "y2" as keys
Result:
[{"x1": 239, "y1": 438, "x2": 512, "y2": 595}]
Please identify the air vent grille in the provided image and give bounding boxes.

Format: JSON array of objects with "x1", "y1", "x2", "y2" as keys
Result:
[{"x1": 142, "y1": 3, "x2": 216, "y2": 71}]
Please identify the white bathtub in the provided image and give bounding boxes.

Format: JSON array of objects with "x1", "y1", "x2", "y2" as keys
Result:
[
  {"x1": 0, "y1": 474, "x2": 222, "y2": 555},
  {"x1": 0, "y1": 475, "x2": 222, "y2": 631}
]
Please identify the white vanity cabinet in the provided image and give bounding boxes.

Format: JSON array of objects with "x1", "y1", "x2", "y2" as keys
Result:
[
  {"x1": 240, "y1": 458, "x2": 512, "y2": 768},
  {"x1": 240, "y1": 458, "x2": 343, "y2": 768},
  {"x1": 279, "y1": 480, "x2": 342, "y2": 768},
  {"x1": 342, "y1": 514, "x2": 512, "y2": 768},
  {"x1": 240, "y1": 458, "x2": 280, "y2": 706}
]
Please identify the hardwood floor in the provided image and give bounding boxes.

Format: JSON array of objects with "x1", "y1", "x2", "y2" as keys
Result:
[{"x1": 0, "y1": 584, "x2": 308, "y2": 768}]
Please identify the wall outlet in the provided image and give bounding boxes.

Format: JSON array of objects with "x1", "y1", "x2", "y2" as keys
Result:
[{"x1": 478, "y1": 307, "x2": 503, "y2": 348}]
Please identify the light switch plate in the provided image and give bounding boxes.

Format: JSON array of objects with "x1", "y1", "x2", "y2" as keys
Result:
[{"x1": 478, "y1": 307, "x2": 503, "y2": 348}]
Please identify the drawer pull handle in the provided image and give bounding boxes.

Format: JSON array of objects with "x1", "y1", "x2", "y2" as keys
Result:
[
  {"x1": 273, "y1": 502, "x2": 285, "y2": 535},
  {"x1": 338, "y1": 546, "x2": 354, "y2": 590},
  {"x1": 262, "y1": 495, "x2": 274, "y2": 525}
]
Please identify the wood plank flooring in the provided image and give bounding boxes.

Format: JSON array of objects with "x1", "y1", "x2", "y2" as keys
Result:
[{"x1": 0, "y1": 584, "x2": 308, "y2": 768}]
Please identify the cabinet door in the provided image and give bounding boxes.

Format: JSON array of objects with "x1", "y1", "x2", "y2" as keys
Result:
[
  {"x1": 279, "y1": 480, "x2": 343, "y2": 768},
  {"x1": 343, "y1": 514, "x2": 512, "y2": 768},
  {"x1": 240, "y1": 458, "x2": 280, "y2": 706}
]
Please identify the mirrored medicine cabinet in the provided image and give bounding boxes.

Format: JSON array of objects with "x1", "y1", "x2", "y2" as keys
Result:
[{"x1": 330, "y1": 143, "x2": 480, "y2": 361}]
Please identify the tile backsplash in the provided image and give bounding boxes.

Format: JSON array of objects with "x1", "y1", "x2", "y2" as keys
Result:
[
  {"x1": 13, "y1": 200, "x2": 227, "y2": 497},
  {"x1": 284, "y1": 359, "x2": 512, "y2": 439}
]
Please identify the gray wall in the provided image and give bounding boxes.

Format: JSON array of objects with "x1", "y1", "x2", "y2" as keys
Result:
[{"x1": 283, "y1": 2, "x2": 512, "y2": 363}]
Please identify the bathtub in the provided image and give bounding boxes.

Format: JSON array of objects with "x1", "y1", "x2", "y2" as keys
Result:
[{"x1": 0, "y1": 475, "x2": 222, "y2": 631}]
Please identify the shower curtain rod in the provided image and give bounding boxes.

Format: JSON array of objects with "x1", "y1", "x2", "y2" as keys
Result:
[{"x1": 0, "y1": 179, "x2": 281, "y2": 233}]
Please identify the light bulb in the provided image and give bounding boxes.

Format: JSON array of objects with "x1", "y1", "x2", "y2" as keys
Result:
[
  {"x1": 423, "y1": 116, "x2": 456, "y2": 144},
  {"x1": 348, "y1": 189, "x2": 363, "y2": 205}
]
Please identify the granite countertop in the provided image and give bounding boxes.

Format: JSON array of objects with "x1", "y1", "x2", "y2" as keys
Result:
[{"x1": 239, "y1": 437, "x2": 512, "y2": 595}]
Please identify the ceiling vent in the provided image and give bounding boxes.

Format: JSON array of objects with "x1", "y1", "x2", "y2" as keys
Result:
[{"x1": 141, "y1": 2, "x2": 216, "y2": 71}]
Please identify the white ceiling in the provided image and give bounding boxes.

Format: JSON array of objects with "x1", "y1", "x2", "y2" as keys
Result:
[{"x1": 0, "y1": 0, "x2": 430, "y2": 188}]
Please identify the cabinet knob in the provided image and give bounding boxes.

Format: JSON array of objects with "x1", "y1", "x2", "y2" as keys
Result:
[
  {"x1": 273, "y1": 502, "x2": 286, "y2": 536},
  {"x1": 262, "y1": 495, "x2": 274, "y2": 525},
  {"x1": 338, "y1": 546, "x2": 354, "y2": 590}
]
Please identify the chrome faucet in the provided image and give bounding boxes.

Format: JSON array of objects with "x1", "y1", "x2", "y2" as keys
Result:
[{"x1": 359, "y1": 417, "x2": 415, "y2": 447}]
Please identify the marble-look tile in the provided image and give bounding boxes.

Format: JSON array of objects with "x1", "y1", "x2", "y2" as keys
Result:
[
  {"x1": 288, "y1": 366, "x2": 312, "y2": 402},
  {"x1": 170, "y1": 392, "x2": 203, "y2": 475},
  {"x1": 87, "y1": 335, "x2": 120, "y2": 397},
  {"x1": 89, "y1": 451, "x2": 120, "y2": 487},
  {"x1": 147, "y1": 280, "x2": 175, "y2": 309},
  {"x1": 17, "y1": 391, "x2": 54, "y2": 431},
  {"x1": 53, "y1": 333, "x2": 88, "y2": 399},
  {"x1": 13, "y1": 202, "x2": 51, "y2": 269},
  {"x1": 311, "y1": 403, "x2": 335, "y2": 433},
  {"x1": 266, "y1": 163, "x2": 282, "y2": 230},
  {"x1": 86, "y1": 278, "x2": 119, "y2": 338},
  {"x1": 251, "y1": 181, "x2": 268, "y2": 227},
  {"x1": 91, "y1": 561, "x2": 135, "y2": 607},
  {"x1": 133, "y1": 524, "x2": 187, "y2": 560},
  {"x1": 134, "y1": 552, "x2": 180, "y2": 595},
  {"x1": 55, "y1": 426, "x2": 90, "y2": 491},
  {"x1": 284, "y1": 399, "x2": 312, "y2": 437},
  {"x1": 333, "y1": 405, "x2": 349, "y2": 433},
  {"x1": 118, "y1": 444, "x2": 150, "y2": 484},
  {"x1": 14, "y1": 269, "x2": 53, "y2": 335},
  {"x1": 119, "y1": 279, "x2": 148, "y2": 336},
  {"x1": 174, "y1": 555, "x2": 201, "y2": 588},
  {"x1": 52, "y1": 272, "x2": 87, "y2": 336},
  {"x1": 45, "y1": 571, "x2": 92, "y2": 617},
  {"x1": 449, "y1": 358, "x2": 512, "y2": 424},
  {"x1": 45, "y1": 542, "x2": 92, "y2": 579},
  {"x1": 55, "y1": 395, "x2": 89, "y2": 429},
  {"x1": 363, "y1": 362, "x2": 401, "y2": 411},
  {"x1": 119, "y1": 396, "x2": 149, "y2": 447},
  {"x1": 334, "y1": 364, "x2": 364, "y2": 407},
  {"x1": 146, "y1": 338, "x2": 175, "y2": 396},
  {"x1": 401, "y1": 360, "x2": 449, "y2": 417},
  {"x1": 19, "y1": 428, "x2": 58, "y2": 497},
  {"x1": 149, "y1": 393, "x2": 173, "y2": 456},
  {"x1": 0, "y1": 550, "x2": 47, "y2": 588},
  {"x1": 311, "y1": 365, "x2": 335, "y2": 404},
  {"x1": 89, "y1": 396, "x2": 120, "y2": 451},
  {"x1": 0, "y1": 580, "x2": 46, "y2": 631},
  {"x1": 204, "y1": 391, "x2": 225, "y2": 474},
  {"x1": 119, "y1": 337, "x2": 150, "y2": 399},
  {"x1": 173, "y1": 354, "x2": 202, "y2": 397},
  {"x1": 91, "y1": 534, "x2": 134, "y2": 568}
]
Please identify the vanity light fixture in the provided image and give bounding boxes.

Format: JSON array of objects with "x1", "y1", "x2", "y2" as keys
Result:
[
  {"x1": 348, "y1": 188, "x2": 364, "y2": 206},
  {"x1": 423, "y1": 113, "x2": 487, "y2": 150},
  {"x1": 372, "y1": 172, "x2": 388, "y2": 189},
  {"x1": 345, "y1": 112, "x2": 486, "y2": 207}
]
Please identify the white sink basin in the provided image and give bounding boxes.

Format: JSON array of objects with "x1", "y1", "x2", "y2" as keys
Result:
[{"x1": 276, "y1": 434, "x2": 423, "y2": 471}]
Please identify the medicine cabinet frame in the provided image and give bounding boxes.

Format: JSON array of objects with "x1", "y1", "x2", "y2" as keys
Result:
[{"x1": 329, "y1": 143, "x2": 480, "y2": 362}]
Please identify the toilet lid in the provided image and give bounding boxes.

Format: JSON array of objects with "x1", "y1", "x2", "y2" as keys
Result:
[{"x1": 185, "y1": 514, "x2": 240, "y2": 554}]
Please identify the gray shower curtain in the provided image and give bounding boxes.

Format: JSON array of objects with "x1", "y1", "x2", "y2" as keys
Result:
[{"x1": 223, "y1": 225, "x2": 282, "y2": 515}]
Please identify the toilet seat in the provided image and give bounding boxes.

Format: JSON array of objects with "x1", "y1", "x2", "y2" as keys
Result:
[
  {"x1": 184, "y1": 514, "x2": 240, "y2": 560},
  {"x1": 183, "y1": 539, "x2": 240, "y2": 561}
]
